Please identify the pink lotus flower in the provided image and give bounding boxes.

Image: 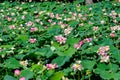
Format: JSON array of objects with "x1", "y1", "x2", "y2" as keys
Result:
[
  {"x1": 110, "y1": 33, "x2": 115, "y2": 37},
  {"x1": 98, "y1": 46, "x2": 110, "y2": 54},
  {"x1": 46, "y1": 63, "x2": 58, "y2": 70},
  {"x1": 83, "y1": 38, "x2": 92, "y2": 43},
  {"x1": 7, "y1": 16, "x2": 12, "y2": 21},
  {"x1": 74, "y1": 44, "x2": 81, "y2": 49},
  {"x1": 78, "y1": 41, "x2": 84, "y2": 46},
  {"x1": 26, "y1": 21, "x2": 33, "y2": 26},
  {"x1": 55, "y1": 35, "x2": 66, "y2": 44},
  {"x1": 72, "y1": 61, "x2": 83, "y2": 71},
  {"x1": 44, "y1": 26, "x2": 48, "y2": 29},
  {"x1": 30, "y1": 27, "x2": 38, "y2": 32},
  {"x1": 19, "y1": 77, "x2": 25, "y2": 80},
  {"x1": 14, "y1": 69, "x2": 21, "y2": 76},
  {"x1": 93, "y1": 26, "x2": 99, "y2": 31},
  {"x1": 100, "y1": 55, "x2": 110, "y2": 63},
  {"x1": 9, "y1": 25, "x2": 16, "y2": 29},
  {"x1": 72, "y1": 64, "x2": 82, "y2": 71},
  {"x1": 74, "y1": 41, "x2": 84, "y2": 49},
  {"x1": 64, "y1": 27, "x2": 73, "y2": 35},
  {"x1": 48, "y1": 19, "x2": 52, "y2": 23},
  {"x1": 29, "y1": 38, "x2": 37, "y2": 43}
]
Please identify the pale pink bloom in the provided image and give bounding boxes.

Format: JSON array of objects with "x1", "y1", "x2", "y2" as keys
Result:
[
  {"x1": 83, "y1": 38, "x2": 92, "y2": 43},
  {"x1": 20, "y1": 60, "x2": 28, "y2": 67},
  {"x1": 89, "y1": 21, "x2": 93, "y2": 24},
  {"x1": 46, "y1": 63, "x2": 58, "y2": 70},
  {"x1": 78, "y1": 14, "x2": 82, "y2": 18},
  {"x1": 64, "y1": 27, "x2": 73, "y2": 35},
  {"x1": 50, "y1": 13, "x2": 54, "y2": 18},
  {"x1": 30, "y1": 27, "x2": 38, "y2": 32},
  {"x1": 111, "y1": 11, "x2": 117, "y2": 16},
  {"x1": 58, "y1": 21, "x2": 63, "y2": 25},
  {"x1": 29, "y1": 38, "x2": 37, "y2": 43},
  {"x1": 55, "y1": 35, "x2": 66, "y2": 44},
  {"x1": 78, "y1": 41, "x2": 84, "y2": 46},
  {"x1": 110, "y1": 33, "x2": 115, "y2": 37},
  {"x1": 74, "y1": 41, "x2": 84, "y2": 49},
  {"x1": 19, "y1": 77, "x2": 25, "y2": 80},
  {"x1": 74, "y1": 44, "x2": 81, "y2": 49},
  {"x1": 100, "y1": 55, "x2": 109, "y2": 63},
  {"x1": 73, "y1": 13, "x2": 77, "y2": 16},
  {"x1": 72, "y1": 63, "x2": 83, "y2": 71},
  {"x1": 35, "y1": 19, "x2": 40, "y2": 23},
  {"x1": 26, "y1": 21, "x2": 33, "y2": 26},
  {"x1": 7, "y1": 17, "x2": 12, "y2": 21},
  {"x1": 113, "y1": 19, "x2": 117, "y2": 23},
  {"x1": 110, "y1": 26, "x2": 120, "y2": 31},
  {"x1": 72, "y1": 16, "x2": 76, "y2": 20},
  {"x1": 9, "y1": 25, "x2": 16, "y2": 29},
  {"x1": 93, "y1": 26, "x2": 99, "y2": 31},
  {"x1": 66, "y1": 18, "x2": 71, "y2": 21},
  {"x1": 21, "y1": 15, "x2": 25, "y2": 19},
  {"x1": 98, "y1": 52, "x2": 107, "y2": 56},
  {"x1": 44, "y1": 26, "x2": 48, "y2": 29},
  {"x1": 56, "y1": 14, "x2": 61, "y2": 19},
  {"x1": 48, "y1": 19, "x2": 52, "y2": 23},
  {"x1": 97, "y1": 46, "x2": 110, "y2": 55},
  {"x1": 14, "y1": 69, "x2": 21, "y2": 76},
  {"x1": 51, "y1": 22, "x2": 56, "y2": 26},
  {"x1": 104, "y1": 46, "x2": 110, "y2": 51},
  {"x1": 82, "y1": 17, "x2": 86, "y2": 21},
  {"x1": 61, "y1": 24, "x2": 68, "y2": 28}
]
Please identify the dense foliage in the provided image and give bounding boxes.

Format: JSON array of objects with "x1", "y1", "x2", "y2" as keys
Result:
[{"x1": 0, "y1": 1, "x2": 120, "y2": 80}]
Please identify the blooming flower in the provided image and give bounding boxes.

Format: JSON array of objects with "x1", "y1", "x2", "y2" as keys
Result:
[
  {"x1": 97, "y1": 46, "x2": 110, "y2": 63},
  {"x1": 20, "y1": 60, "x2": 28, "y2": 67},
  {"x1": 74, "y1": 41, "x2": 84, "y2": 49},
  {"x1": 100, "y1": 55, "x2": 110, "y2": 63},
  {"x1": 93, "y1": 26, "x2": 99, "y2": 31},
  {"x1": 29, "y1": 38, "x2": 37, "y2": 43},
  {"x1": 83, "y1": 38, "x2": 92, "y2": 43},
  {"x1": 110, "y1": 33, "x2": 115, "y2": 37},
  {"x1": 26, "y1": 21, "x2": 33, "y2": 26},
  {"x1": 46, "y1": 63, "x2": 58, "y2": 70},
  {"x1": 30, "y1": 27, "x2": 38, "y2": 32},
  {"x1": 9, "y1": 25, "x2": 16, "y2": 29},
  {"x1": 14, "y1": 69, "x2": 21, "y2": 76},
  {"x1": 19, "y1": 77, "x2": 25, "y2": 80},
  {"x1": 72, "y1": 60, "x2": 83, "y2": 71},
  {"x1": 74, "y1": 44, "x2": 81, "y2": 49},
  {"x1": 55, "y1": 35, "x2": 66, "y2": 44},
  {"x1": 64, "y1": 27, "x2": 73, "y2": 35},
  {"x1": 97, "y1": 46, "x2": 110, "y2": 55},
  {"x1": 78, "y1": 41, "x2": 84, "y2": 46},
  {"x1": 7, "y1": 16, "x2": 12, "y2": 21}
]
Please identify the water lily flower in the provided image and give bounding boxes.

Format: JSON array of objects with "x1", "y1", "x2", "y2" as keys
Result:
[
  {"x1": 46, "y1": 63, "x2": 58, "y2": 70},
  {"x1": 29, "y1": 38, "x2": 37, "y2": 43},
  {"x1": 72, "y1": 61, "x2": 83, "y2": 71},
  {"x1": 26, "y1": 21, "x2": 33, "y2": 26},
  {"x1": 30, "y1": 27, "x2": 38, "y2": 32},
  {"x1": 19, "y1": 77, "x2": 25, "y2": 80},
  {"x1": 55, "y1": 35, "x2": 66, "y2": 44},
  {"x1": 14, "y1": 69, "x2": 21, "y2": 76},
  {"x1": 100, "y1": 55, "x2": 110, "y2": 63}
]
